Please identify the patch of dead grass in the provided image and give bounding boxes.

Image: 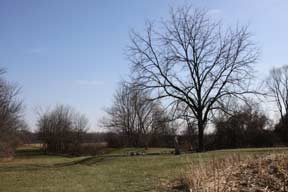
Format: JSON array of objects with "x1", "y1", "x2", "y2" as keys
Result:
[{"x1": 177, "y1": 153, "x2": 288, "y2": 192}]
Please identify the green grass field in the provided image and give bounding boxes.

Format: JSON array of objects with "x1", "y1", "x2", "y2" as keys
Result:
[{"x1": 0, "y1": 147, "x2": 287, "y2": 192}]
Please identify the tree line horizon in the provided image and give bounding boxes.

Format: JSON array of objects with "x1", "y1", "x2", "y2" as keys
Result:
[{"x1": 1, "y1": 6, "x2": 288, "y2": 157}]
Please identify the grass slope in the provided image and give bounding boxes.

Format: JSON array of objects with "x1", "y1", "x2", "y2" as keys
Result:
[{"x1": 0, "y1": 147, "x2": 287, "y2": 192}]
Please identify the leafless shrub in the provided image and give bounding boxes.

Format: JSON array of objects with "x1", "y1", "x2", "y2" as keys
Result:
[
  {"x1": 213, "y1": 101, "x2": 274, "y2": 149},
  {"x1": 37, "y1": 105, "x2": 89, "y2": 154}
]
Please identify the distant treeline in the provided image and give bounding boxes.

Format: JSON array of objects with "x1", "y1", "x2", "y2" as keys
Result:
[{"x1": 23, "y1": 108, "x2": 286, "y2": 153}]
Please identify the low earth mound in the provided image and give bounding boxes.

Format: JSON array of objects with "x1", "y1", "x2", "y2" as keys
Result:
[{"x1": 177, "y1": 153, "x2": 288, "y2": 192}]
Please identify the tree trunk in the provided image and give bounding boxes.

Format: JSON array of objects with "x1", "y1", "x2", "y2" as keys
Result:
[
  {"x1": 198, "y1": 121, "x2": 204, "y2": 152},
  {"x1": 174, "y1": 135, "x2": 180, "y2": 155}
]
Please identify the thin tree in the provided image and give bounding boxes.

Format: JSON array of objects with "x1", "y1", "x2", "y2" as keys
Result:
[
  {"x1": 266, "y1": 65, "x2": 288, "y2": 119},
  {"x1": 129, "y1": 7, "x2": 259, "y2": 151},
  {"x1": 266, "y1": 65, "x2": 288, "y2": 143}
]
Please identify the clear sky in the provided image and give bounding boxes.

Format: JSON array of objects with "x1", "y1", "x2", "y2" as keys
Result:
[{"x1": 0, "y1": 0, "x2": 287, "y2": 131}]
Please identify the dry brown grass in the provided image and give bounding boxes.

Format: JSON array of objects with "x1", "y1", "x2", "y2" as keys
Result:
[{"x1": 179, "y1": 153, "x2": 288, "y2": 192}]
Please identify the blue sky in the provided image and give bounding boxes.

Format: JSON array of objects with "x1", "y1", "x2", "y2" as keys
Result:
[{"x1": 0, "y1": 0, "x2": 287, "y2": 131}]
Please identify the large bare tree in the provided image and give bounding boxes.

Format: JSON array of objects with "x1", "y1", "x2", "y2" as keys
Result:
[{"x1": 129, "y1": 7, "x2": 258, "y2": 151}]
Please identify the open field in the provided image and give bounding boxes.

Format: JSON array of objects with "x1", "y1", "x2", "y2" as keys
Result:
[{"x1": 0, "y1": 147, "x2": 288, "y2": 192}]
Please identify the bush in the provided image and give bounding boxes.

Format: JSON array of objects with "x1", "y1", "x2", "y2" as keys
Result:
[
  {"x1": 0, "y1": 142, "x2": 15, "y2": 158},
  {"x1": 78, "y1": 142, "x2": 107, "y2": 155},
  {"x1": 275, "y1": 114, "x2": 288, "y2": 145},
  {"x1": 37, "y1": 105, "x2": 88, "y2": 154}
]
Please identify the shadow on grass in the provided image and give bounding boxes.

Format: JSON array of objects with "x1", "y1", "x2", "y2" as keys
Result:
[
  {"x1": 0, "y1": 155, "x2": 115, "y2": 173},
  {"x1": 16, "y1": 148, "x2": 46, "y2": 157},
  {"x1": 0, "y1": 150, "x2": 172, "y2": 173},
  {"x1": 51, "y1": 156, "x2": 109, "y2": 168},
  {"x1": 2, "y1": 147, "x2": 287, "y2": 173},
  {"x1": 0, "y1": 148, "x2": 178, "y2": 173}
]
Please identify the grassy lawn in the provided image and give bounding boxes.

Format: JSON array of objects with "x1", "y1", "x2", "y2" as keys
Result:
[{"x1": 0, "y1": 147, "x2": 287, "y2": 192}]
